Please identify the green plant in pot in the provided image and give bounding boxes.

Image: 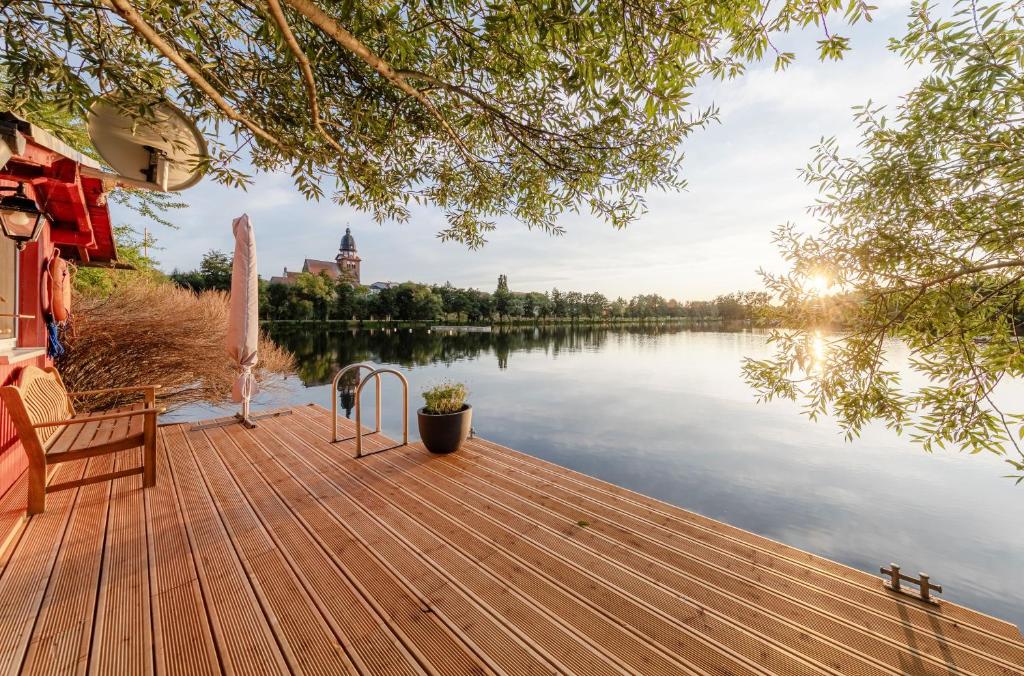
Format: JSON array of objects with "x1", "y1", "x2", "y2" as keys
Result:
[{"x1": 417, "y1": 381, "x2": 472, "y2": 454}]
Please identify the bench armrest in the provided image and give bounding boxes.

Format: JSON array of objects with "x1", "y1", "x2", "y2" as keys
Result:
[
  {"x1": 32, "y1": 405, "x2": 165, "y2": 428},
  {"x1": 68, "y1": 385, "x2": 163, "y2": 397}
]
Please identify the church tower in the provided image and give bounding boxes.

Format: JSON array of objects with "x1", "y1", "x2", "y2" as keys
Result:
[{"x1": 335, "y1": 226, "x2": 361, "y2": 285}]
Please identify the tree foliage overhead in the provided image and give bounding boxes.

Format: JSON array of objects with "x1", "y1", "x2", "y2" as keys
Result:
[
  {"x1": 2, "y1": 0, "x2": 868, "y2": 246},
  {"x1": 743, "y1": 0, "x2": 1024, "y2": 480}
]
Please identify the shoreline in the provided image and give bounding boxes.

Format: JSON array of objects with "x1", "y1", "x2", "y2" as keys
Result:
[{"x1": 261, "y1": 317, "x2": 765, "y2": 329}]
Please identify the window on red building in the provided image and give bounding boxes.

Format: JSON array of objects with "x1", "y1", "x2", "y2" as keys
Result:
[{"x1": 0, "y1": 237, "x2": 16, "y2": 350}]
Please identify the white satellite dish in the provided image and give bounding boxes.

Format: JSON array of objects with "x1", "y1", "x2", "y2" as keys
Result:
[{"x1": 87, "y1": 97, "x2": 208, "y2": 192}]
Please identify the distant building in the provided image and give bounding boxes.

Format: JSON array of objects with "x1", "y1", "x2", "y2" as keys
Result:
[
  {"x1": 270, "y1": 226, "x2": 361, "y2": 285},
  {"x1": 367, "y1": 281, "x2": 397, "y2": 294}
]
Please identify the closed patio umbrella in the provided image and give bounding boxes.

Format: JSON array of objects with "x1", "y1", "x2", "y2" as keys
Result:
[{"x1": 227, "y1": 213, "x2": 259, "y2": 426}]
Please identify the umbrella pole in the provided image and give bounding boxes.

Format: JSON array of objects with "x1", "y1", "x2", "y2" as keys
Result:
[{"x1": 236, "y1": 365, "x2": 257, "y2": 428}]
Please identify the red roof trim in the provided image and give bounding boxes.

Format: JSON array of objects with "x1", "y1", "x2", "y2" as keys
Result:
[{"x1": 1, "y1": 112, "x2": 116, "y2": 262}]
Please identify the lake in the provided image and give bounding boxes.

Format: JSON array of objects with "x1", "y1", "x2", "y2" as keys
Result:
[{"x1": 172, "y1": 324, "x2": 1024, "y2": 630}]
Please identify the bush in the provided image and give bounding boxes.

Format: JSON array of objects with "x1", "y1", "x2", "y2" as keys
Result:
[
  {"x1": 59, "y1": 275, "x2": 294, "y2": 412},
  {"x1": 421, "y1": 381, "x2": 468, "y2": 415}
]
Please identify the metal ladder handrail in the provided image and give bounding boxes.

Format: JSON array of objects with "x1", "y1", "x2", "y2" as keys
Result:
[
  {"x1": 331, "y1": 362, "x2": 381, "y2": 442},
  {"x1": 354, "y1": 368, "x2": 408, "y2": 458},
  {"x1": 330, "y1": 362, "x2": 409, "y2": 458}
]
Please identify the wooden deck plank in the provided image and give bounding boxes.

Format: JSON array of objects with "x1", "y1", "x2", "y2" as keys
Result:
[
  {"x1": 161, "y1": 425, "x2": 289, "y2": 675},
  {"x1": 90, "y1": 430, "x2": 153, "y2": 676},
  {"x1": 210, "y1": 422, "x2": 482, "y2": 676},
  {"x1": 0, "y1": 453, "x2": 93, "y2": 673},
  {"x1": 20, "y1": 452, "x2": 114, "y2": 676},
  {"x1": 399, "y1": 441, "x2": 1013, "y2": 675},
  {"x1": 463, "y1": 431, "x2": 1024, "y2": 642},
  {"x1": 0, "y1": 411, "x2": 119, "y2": 672},
  {"x1": 180, "y1": 426, "x2": 362, "y2": 676},
  {"x1": 457, "y1": 437, "x2": 1024, "y2": 671},
  {"x1": 296, "y1": 411, "x2": 871, "y2": 676},
  {"x1": 298, "y1": 420, "x2": 738, "y2": 676},
  {"x1": 303, "y1": 407, "x2": 1024, "y2": 675},
  {"x1": 258, "y1": 417, "x2": 671, "y2": 676},
  {"x1": 288, "y1": 413, "x2": 746, "y2": 676},
  {"x1": 0, "y1": 405, "x2": 1021, "y2": 676},
  {"x1": 0, "y1": 416, "x2": 104, "y2": 576},
  {"x1": 239, "y1": 418, "x2": 563, "y2": 676},
  {"x1": 146, "y1": 426, "x2": 220, "y2": 676},
  {"x1": 363, "y1": 444, "x2": 907, "y2": 673},
  {"x1": 0, "y1": 481, "x2": 29, "y2": 573},
  {"x1": 364, "y1": 433, "x2": 1023, "y2": 676},
  {"x1": 274, "y1": 411, "x2": 761, "y2": 676}
]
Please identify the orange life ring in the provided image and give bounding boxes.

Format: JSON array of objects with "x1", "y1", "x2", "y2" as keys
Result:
[{"x1": 47, "y1": 252, "x2": 71, "y2": 322}]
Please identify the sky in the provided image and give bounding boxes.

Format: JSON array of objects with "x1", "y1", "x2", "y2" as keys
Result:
[{"x1": 112, "y1": 0, "x2": 927, "y2": 300}]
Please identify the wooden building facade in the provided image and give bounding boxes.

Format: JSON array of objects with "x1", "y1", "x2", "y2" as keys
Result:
[{"x1": 0, "y1": 113, "x2": 119, "y2": 498}]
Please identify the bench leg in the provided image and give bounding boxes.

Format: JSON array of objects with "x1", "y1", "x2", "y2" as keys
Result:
[
  {"x1": 143, "y1": 415, "x2": 157, "y2": 488},
  {"x1": 27, "y1": 462, "x2": 45, "y2": 516}
]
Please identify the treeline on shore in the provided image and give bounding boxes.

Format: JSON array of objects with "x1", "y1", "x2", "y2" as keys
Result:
[{"x1": 171, "y1": 252, "x2": 771, "y2": 324}]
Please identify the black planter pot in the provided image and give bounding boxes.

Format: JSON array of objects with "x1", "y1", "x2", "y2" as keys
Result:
[{"x1": 417, "y1": 404, "x2": 472, "y2": 454}]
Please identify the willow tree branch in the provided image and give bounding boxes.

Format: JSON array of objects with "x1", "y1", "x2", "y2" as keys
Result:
[
  {"x1": 102, "y1": 0, "x2": 283, "y2": 150},
  {"x1": 397, "y1": 69, "x2": 556, "y2": 137},
  {"x1": 265, "y1": 0, "x2": 345, "y2": 154},
  {"x1": 397, "y1": 68, "x2": 638, "y2": 152},
  {"x1": 958, "y1": 333, "x2": 1023, "y2": 459},
  {"x1": 279, "y1": 0, "x2": 475, "y2": 161},
  {"x1": 875, "y1": 259, "x2": 1024, "y2": 296}
]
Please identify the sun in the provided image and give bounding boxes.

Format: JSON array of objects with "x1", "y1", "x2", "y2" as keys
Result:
[{"x1": 806, "y1": 273, "x2": 832, "y2": 297}]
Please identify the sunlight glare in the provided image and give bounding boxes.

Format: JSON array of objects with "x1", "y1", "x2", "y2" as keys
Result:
[
  {"x1": 806, "y1": 273, "x2": 832, "y2": 297},
  {"x1": 811, "y1": 330, "x2": 827, "y2": 373}
]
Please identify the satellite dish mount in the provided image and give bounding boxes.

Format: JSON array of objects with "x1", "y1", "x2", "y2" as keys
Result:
[{"x1": 143, "y1": 146, "x2": 169, "y2": 191}]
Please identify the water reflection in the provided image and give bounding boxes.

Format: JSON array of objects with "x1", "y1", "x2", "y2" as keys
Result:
[
  {"x1": 182, "y1": 323, "x2": 1023, "y2": 630},
  {"x1": 811, "y1": 330, "x2": 827, "y2": 373},
  {"x1": 268, "y1": 322, "x2": 741, "y2": 385}
]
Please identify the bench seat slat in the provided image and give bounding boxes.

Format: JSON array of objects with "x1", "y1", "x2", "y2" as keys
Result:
[
  {"x1": 46, "y1": 415, "x2": 97, "y2": 456},
  {"x1": 45, "y1": 404, "x2": 137, "y2": 455}
]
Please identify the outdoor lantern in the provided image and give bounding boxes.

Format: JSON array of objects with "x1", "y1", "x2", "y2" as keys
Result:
[{"x1": 0, "y1": 183, "x2": 47, "y2": 249}]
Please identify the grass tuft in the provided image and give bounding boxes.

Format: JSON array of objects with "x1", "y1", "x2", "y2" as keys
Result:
[{"x1": 59, "y1": 276, "x2": 295, "y2": 412}]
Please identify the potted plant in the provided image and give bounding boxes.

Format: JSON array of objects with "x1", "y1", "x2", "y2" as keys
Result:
[{"x1": 417, "y1": 381, "x2": 472, "y2": 454}]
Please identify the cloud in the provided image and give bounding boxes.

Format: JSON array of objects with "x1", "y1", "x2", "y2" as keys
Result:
[
  {"x1": 708, "y1": 53, "x2": 924, "y2": 120},
  {"x1": 242, "y1": 185, "x2": 298, "y2": 211}
]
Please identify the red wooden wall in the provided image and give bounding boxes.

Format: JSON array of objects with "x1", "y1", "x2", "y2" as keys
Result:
[
  {"x1": 0, "y1": 230, "x2": 53, "y2": 499},
  {"x1": 0, "y1": 116, "x2": 119, "y2": 503}
]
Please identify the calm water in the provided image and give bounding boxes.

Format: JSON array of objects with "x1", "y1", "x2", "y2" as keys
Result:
[{"x1": 174, "y1": 324, "x2": 1024, "y2": 629}]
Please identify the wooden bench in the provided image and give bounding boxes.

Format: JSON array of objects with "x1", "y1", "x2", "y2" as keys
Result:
[{"x1": 0, "y1": 365, "x2": 162, "y2": 515}]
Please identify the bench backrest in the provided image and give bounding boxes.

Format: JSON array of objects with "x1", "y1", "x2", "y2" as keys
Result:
[{"x1": 0, "y1": 366, "x2": 75, "y2": 447}]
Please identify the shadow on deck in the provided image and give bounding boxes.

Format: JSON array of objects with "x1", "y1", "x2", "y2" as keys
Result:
[{"x1": 0, "y1": 404, "x2": 1021, "y2": 674}]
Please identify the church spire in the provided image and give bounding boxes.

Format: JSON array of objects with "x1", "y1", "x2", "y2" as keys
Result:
[
  {"x1": 340, "y1": 225, "x2": 357, "y2": 253},
  {"x1": 336, "y1": 224, "x2": 361, "y2": 285}
]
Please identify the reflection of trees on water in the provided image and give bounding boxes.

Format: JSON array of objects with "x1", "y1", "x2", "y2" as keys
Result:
[{"x1": 266, "y1": 322, "x2": 757, "y2": 389}]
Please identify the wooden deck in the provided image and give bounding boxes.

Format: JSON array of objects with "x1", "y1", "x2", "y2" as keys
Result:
[{"x1": 0, "y1": 404, "x2": 1021, "y2": 675}]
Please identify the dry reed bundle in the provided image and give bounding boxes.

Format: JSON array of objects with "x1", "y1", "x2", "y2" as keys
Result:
[{"x1": 58, "y1": 276, "x2": 294, "y2": 412}]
